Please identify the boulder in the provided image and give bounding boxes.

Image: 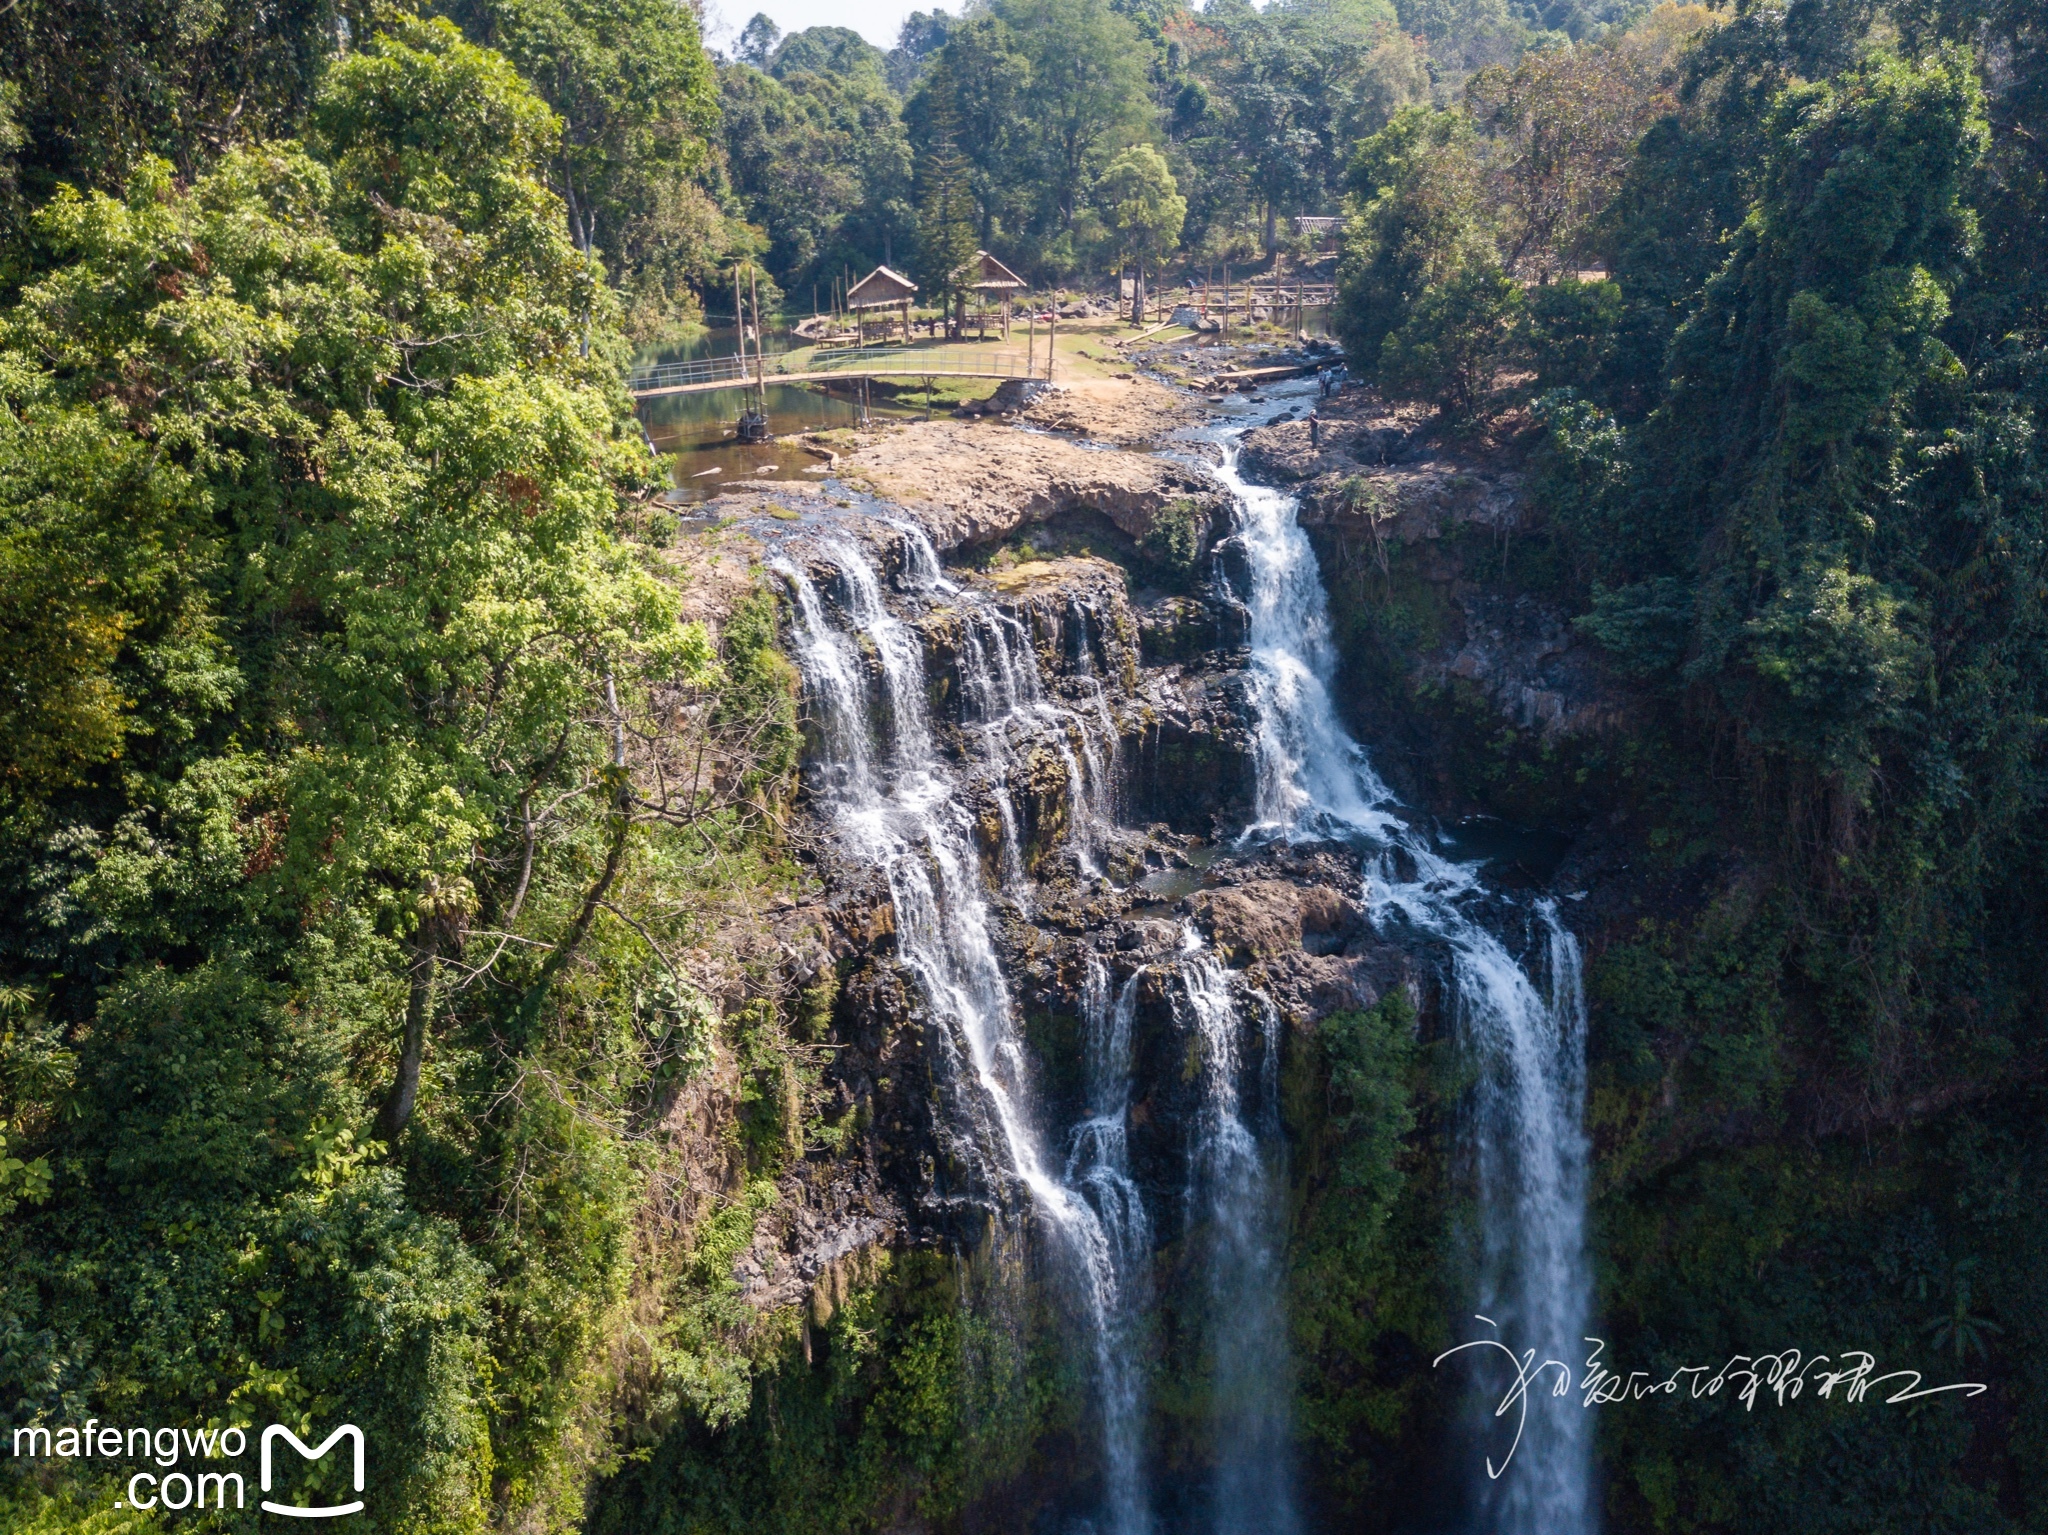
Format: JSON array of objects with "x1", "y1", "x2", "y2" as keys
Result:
[
  {"x1": 1188, "y1": 879, "x2": 1364, "y2": 964},
  {"x1": 986, "y1": 378, "x2": 1054, "y2": 412}
]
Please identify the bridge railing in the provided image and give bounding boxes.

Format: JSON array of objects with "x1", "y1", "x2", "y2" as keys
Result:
[
  {"x1": 626, "y1": 352, "x2": 779, "y2": 393},
  {"x1": 800, "y1": 347, "x2": 1033, "y2": 377},
  {"x1": 627, "y1": 346, "x2": 1036, "y2": 394}
]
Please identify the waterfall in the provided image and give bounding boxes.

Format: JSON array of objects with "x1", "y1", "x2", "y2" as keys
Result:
[
  {"x1": 1175, "y1": 927, "x2": 1300, "y2": 1535},
  {"x1": 886, "y1": 517, "x2": 1119, "y2": 885},
  {"x1": 1210, "y1": 426, "x2": 1596, "y2": 1535},
  {"x1": 1068, "y1": 956, "x2": 1152, "y2": 1535},
  {"x1": 776, "y1": 534, "x2": 1152, "y2": 1535}
]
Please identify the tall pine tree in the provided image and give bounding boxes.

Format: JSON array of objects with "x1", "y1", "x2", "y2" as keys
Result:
[{"x1": 915, "y1": 66, "x2": 979, "y2": 337}]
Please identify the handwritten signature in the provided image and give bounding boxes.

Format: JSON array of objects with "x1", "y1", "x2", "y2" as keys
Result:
[{"x1": 1433, "y1": 1315, "x2": 1988, "y2": 1479}]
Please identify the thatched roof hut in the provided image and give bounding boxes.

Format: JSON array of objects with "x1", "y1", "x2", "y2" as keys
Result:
[
  {"x1": 965, "y1": 250, "x2": 1026, "y2": 295},
  {"x1": 845, "y1": 265, "x2": 917, "y2": 309}
]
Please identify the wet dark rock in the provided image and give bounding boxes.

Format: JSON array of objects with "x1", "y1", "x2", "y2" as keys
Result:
[{"x1": 1134, "y1": 591, "x2": 1243, "y2": 664}]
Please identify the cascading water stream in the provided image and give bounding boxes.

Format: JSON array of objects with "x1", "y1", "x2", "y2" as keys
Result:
[
  {"x1": 887, "y1": 518, "x2": 1120, "y2": 885},
  {"x1": 774, "y1": 388, "x2": 1590, "y2": 1534},
  {"x1": 775, "y1": 534, "x2": 1152, "y2": 1535},
  {"x1": 1069, "y1": 957, "x2": 1152, "y2": 1535},
  {"x1": 1206, "y1": 414, "x2": 1595, "y2": 1535},
  {"x1": 1174, "y1": 927, "x2": 1300, "y2": 1535}
]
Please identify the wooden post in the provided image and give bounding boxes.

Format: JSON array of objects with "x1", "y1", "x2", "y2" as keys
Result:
[
  {"x1": 750, "y1": 266, "x2": 765, "y2": 403},
  {"x1": 1047, "y1": 304, "x2": 1056, "y2": 382},
  {"x1": 732, "y1": 264, "x2": 745, "y2": 415}
]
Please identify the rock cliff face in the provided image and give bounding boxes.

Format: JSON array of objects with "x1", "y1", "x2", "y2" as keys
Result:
[
  {"x1": 693, "y1": 436, "x2": 1416, "y2": 1354},
  {"x1": 1235, "y1": 395, "x2": 1640, "y2": 813}
]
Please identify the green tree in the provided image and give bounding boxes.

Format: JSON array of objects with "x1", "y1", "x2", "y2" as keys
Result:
[
  {"x1": 433, "y1": 0, "x2": 726, "y2": 336},
  {"x1": 0, "y1": 0, "x2": 335, "y2": 234},
  {"x1": 1379, "y1": 258, "x2": 1524, "y2": 409},
  {"x1": 736, "y1": 10, "x2": 782, "y2": 65},
  {"x1": 904, "y1": 11, "x2": 1031, "y2": 250},
  {"x1": 1005, "y1": 0, "x2": 1151, "y2": 234},
  {"x1": 1632, "y1": 50, "x2": 1990, "y2": 788},
  {"x1": 720, "y1": 58, "x2": 915, "y2": 288},
  {"x1": 1164, "y1": 0, "x2": 1425, "y2": 257},
  {"x1": 1335, "y1": 107, "x2": 1505, "y2": 399},
  {"x1": 915, "y1": 78, "x2": 981, "y2": 332},
  {"x1": 1093, "y1": 143, "x2": 1186, "y2": 318},
  {"x1": 767, "y1": 25, "x2": 892, "y2": 80},
  {"x1": 1464, "y1": 40, "x2": 1669, "y2": 280},
  {"x1": 0, "y1": 16, "x2": 751, "y2": 1527},
  {"x1": 887, "y1": 9, "x2": 955, "y2": 94},
  {"x1": 908, "y1": 0, "x2": 1151, "y2": 270}
]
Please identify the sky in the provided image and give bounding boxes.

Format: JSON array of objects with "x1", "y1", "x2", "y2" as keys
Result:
[{"x1": 700, "y1": 0, "x2": 939, "y2": 53}]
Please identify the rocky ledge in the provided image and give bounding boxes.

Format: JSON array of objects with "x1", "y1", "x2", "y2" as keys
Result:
[{"x1": 836, "y1": 417, "x2": 1225, "y2": 554}]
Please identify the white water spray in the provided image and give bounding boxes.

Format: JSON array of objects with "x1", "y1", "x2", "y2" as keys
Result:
[{"x1": 1070, "y1": 956, "x2": 1153, "y2": 1534}]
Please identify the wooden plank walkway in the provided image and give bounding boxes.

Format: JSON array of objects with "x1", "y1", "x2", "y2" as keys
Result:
[{"x1": 1210, "y1": 362, "x2": 1321, "y2": 385}]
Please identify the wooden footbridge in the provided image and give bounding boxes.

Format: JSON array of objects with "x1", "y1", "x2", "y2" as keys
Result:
[{"x1": 628, "y1": 344, "x2": 1047, "y2": 399}]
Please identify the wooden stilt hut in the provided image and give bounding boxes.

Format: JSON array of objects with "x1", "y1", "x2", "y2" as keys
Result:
[
  {"x1": 845, "y1": 265, "x2": 917, "y2": 344},
  {"x1": 964, "y1": 250, "x2": 1027, "y2": 340}
]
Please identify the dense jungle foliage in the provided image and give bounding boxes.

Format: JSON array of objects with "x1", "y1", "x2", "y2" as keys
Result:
[{"x1": 1329, "y1": 0, "x2": 2048, "y2": 1527}]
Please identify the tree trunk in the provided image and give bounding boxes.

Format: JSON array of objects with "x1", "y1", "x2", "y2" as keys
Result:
[
  {"x1": 507, "y1": 691, "x2": 633, "y2": 1049},
  {"x1": 376, "y1": 933, "x2": 441, "y2": 1146}
]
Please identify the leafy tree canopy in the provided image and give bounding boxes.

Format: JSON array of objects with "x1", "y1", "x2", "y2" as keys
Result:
[{"x1": 0, "y1": 16, "x2": 730, "y2": 1526}]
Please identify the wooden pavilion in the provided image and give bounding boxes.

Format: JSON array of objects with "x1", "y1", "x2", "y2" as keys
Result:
[
  {"x1": 964, "y1": 250, "x2": 1027, "y2": 338},
  {"x1": 844, "y1": 265, "x2": 916, "y2": 343}
]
